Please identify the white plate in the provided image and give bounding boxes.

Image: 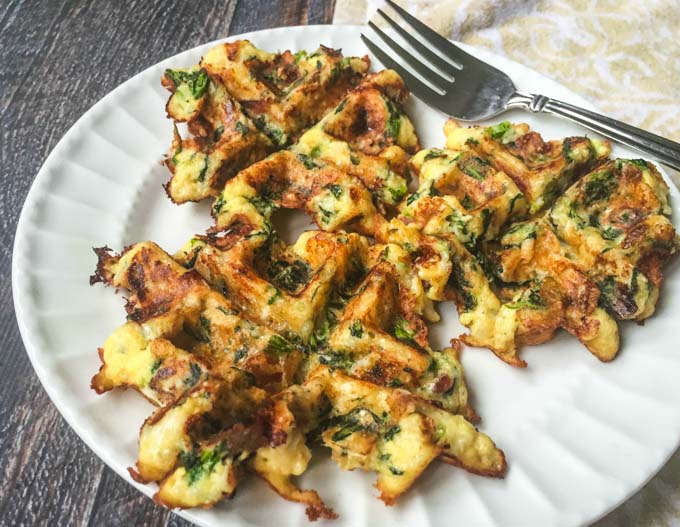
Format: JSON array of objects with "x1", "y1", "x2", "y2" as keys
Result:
[{"x1": 12, "y1": 25, "x2": 680, "y2": 527}]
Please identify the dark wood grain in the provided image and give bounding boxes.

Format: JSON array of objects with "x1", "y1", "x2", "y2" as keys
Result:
[{"x1": 0, "y1": 1, "x2": 334, "y2": 526}]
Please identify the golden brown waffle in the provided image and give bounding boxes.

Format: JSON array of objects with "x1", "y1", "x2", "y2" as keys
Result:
[
  {"x1": 91, "y1": 239, "x2": 505, "y2": 518},
  {"x1": 379, "y1": 120, "x2": 677, "y2": 366},
  {"x1": 163, "y1": 41, "x2": 370, "y2": 203},
  {"x1": 91, "y1": 43, "x2": 678, "y2": 517},
  {"x1": 90, "y1": 69, "x2": 507, "y2": 520}
]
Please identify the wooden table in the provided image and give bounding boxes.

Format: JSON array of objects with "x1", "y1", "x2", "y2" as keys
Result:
[{"x1": 0, "y1": 1, "x2": 333, "y2": 525}]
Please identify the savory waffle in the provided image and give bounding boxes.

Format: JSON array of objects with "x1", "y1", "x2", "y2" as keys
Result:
[
  {"x1": 163, "y1": 41, "x2": 370, "y2": 203},
  {"x1": 90, "y1": 38, "x2": 677, "y2": 519},
  {"x1": 90, "y1": 66, "x2": 508, "y2": 520},
  {"x1": 91, "y1": 239, "x2": 505, "y2": 518},
  {"x1": 377, "y1": 120, "x2": 677, "y2": 366}
]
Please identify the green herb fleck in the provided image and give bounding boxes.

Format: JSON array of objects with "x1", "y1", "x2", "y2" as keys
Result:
[
  {"x1": 184, "y1": 362, "x2": 202, "y2": 386},
  {"x1": 384, "y1": 425, "x2": 401, "y2": 441},
  {"x1": 213, "y1": 125, "x2": 225, "y2": 142},
  {"x1": 298, "y1": 153, "x2": 319, "y2": 169},
  {"x1": 459, "y1": 156, "x2": 489, "y2": 181},
  {"x1": 393, "y1": 317, "x2": 416, "y2": 343},
  {"x1": 235, "y1": 121, "x2": 249, "y2": 136},
  {"x1": 213, "y1": 194, "x2": 226, "y2": 214},
  {"x1": 488, "y1": 121, "x2": 517, "y2": 144},
  {"x1": 424, "y1": 149, "x2": 447, "y2": 161},
  {"x1": 461, "y1": 194, "x2": 475, "y2": 210},
  {"x1": 150, "y1": 359, "x2": 162, "y2": 374},
  {"x1": 349, "y1": 320, "x2": 363, "y2": 338},
  {"x1": 269, "y1": 260, "x2": 312, "y2": 293},
  {"x1": 268, "y1": 288, "x2": 282, "y2": 305},
  {"x1": 584, "y1": 170, "x2": 616, "y2": 206},
  {"x1": 181, "y1": 443, "x2": 225, "y2": 486},
  {"x1": 198, "y1": 315, "x2": 211, "y2": 343},
  {"x1": 386, "y1": 100, "x2": 401, "y2": 139},
  {"x1": 267, "y1": 334, "x2": 295, "y2": 355},
  {"x1": 197, "y1": 156, "x2": 208, "y2": 182},
  {"x1": 318, "y1": 350, "x2": 354, "y2": 370},
  {"x1": 406, "y1": 191, "x2": 420, "y2": 206},
  {"x1": 165, "y1": 68, "x2": 209, "y2": 99},
  {"x1": 326, "y1": 184, "x2": 343, "y2": 199}
]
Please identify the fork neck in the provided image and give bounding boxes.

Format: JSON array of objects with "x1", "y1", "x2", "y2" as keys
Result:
[{"x1": 506, "y1": 91, "x2": 551, "y2": 112}]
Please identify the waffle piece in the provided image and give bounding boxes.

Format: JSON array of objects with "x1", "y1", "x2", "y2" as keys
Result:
[
  {"x1": 209, "y1": 70, "x2": 419, "y2": 237},
  {"x1": 381, "y1": 123, "x2": 676, "y2": 367},
  {"x1": 90, "y1": 242, "x2": 305, "y2": 396},
  {"x1": 175, "y1": 230, "x2": 370, "y2": 342},
  {"x1": 444, "y1": 119, "x2": 610, "y2": 214},
  {"x1": 91, "y1": 238, "x2": 505, "y2": 519},
  {"x1": 489, "y1": 158, "x2": 678, "y2": 360},
  {"x1": 163, "y1": 41, "x2": 370, "y2": 203}
]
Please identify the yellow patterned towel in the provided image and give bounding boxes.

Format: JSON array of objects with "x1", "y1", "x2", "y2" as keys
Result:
[
  {"x1": 334, "y1": 0, "x2": 680, "y2": 189},
  {"x1": 335, "y1": 3, "x2": 680, "y2": 525}
]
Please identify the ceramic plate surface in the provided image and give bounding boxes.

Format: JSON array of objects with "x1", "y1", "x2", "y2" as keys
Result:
[{"x1": 12, "y1": 24, "x2": 680, "y2": 527}]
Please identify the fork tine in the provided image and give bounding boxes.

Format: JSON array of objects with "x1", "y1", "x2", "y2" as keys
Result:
[
  {"x1": 376, "y1": 8, "x2": 460, "y2": 75},
  {"x1": 360, "y1": 33, "x2": 445, "y2": 108},
  {"x1": 384, "y1": 0, "x2": 477, "y2": 68},
  {"x1": 367, "y1": 21, "x2": 451, "y2": 91}
]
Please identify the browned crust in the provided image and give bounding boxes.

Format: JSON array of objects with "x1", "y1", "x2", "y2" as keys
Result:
[{"x1": 255, "y1": 471, "x2": 337, "y2": 521}]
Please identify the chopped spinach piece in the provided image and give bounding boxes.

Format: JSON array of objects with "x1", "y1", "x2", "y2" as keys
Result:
[
  {"x1": 508, "y1": 193, "x2": 522, "y2": 214},
  {"x1": 389, "y1": 466, "x2": 404, "y2": 476},
  {"x1": 165, "y1": 68, "x2": 209, "y2": 99},
  {"x1": 424, "y1": 149, "x2": 447, "y2": 161},
  {"x1": 506, "y1": 283, "x2": 544, "y2": 310},
  {"x1": 328, "y1": 407, "x2": 382, "y2": 441},
  {"x1": 600, "y1": 226, "x2": 622, "y2": 240},
  {"x1": 213, "y1": 125, "x2": 225, "y2": 142},
  {"x1": 406, "y1": 191, "x2": 420, "y2": 206},
  {"x1": 267, "y1": 288, "x2": 281, "y2": 305},
  {"x1": 269, "y1": 260, "x2": 312, "y2": 293},
  {"x1": 584, "y1": 170, "x2": 616, "y2": 206},
  {"x1": 198, "y1": 315, "x2": 211, "y2": 343},
  {"x1": 298, "y1": 153, "x2": 319, "y2": 169},
  {"x1": 180, "y1": 443, "x2": 225, "y2": 486},
  {"x1": 318, "y1": 350, "x2": 354, "y2": 370},
  {"x1": 317, "y1": 205, "x2": 335, "y2": 224},
  {"x1": 449, "y1": 259, "x2": 476, "y2": 311},
  {"x1": 349, "y1": 320, "x2": 363, "y2": 338},
  {"x1": 184, "y1": 362, "x2": 202, "y2": 386},
  {"x1": 386, "y1": 100, "x2": 401, "y2": 139},
  {"x1": 197, "y1": 156, "x2": 208, "y2": 182},
  {"x1": 461, "y1": 194, "x2": 475, "y2": 210},
  {"x1": 213, "y1": 194, "x2": 226, "y2": 214},
  {"x1": 326, "y1": 183, "x2": 343, "y2": 199},
  {"x1": 459, "y1": 156, "x2": 489, "y2": 181},
  {"x1": 383, "y1": 425, "x2": 401, "y2": 441},
  {"x1": 150, "y1": 359, "x2": 162, "y2": 374},
  {"x1": 335, "y1": 98, "x2": 347, "y2": 114},
  {"x1": 267, "y1": 334, "x2": 295, "y2": 355},
  {"x1": 235, "y1": 121, "x2": 249, "y2": 136},
  {"x1": 248, "y1": 195, "x2": 273, "y2": 215},
  {"x1": 393, "y1": 317, "x2": 417, "y2": 343}
]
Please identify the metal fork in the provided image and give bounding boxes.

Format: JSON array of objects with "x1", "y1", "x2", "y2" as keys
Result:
[{"x1": 361, "y1": 0, "x2": 680, "y2": 172}]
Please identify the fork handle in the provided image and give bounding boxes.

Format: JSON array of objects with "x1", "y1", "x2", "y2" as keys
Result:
[{"x1": 507, "y1": 92, "x2": 680, "y2": 172}]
